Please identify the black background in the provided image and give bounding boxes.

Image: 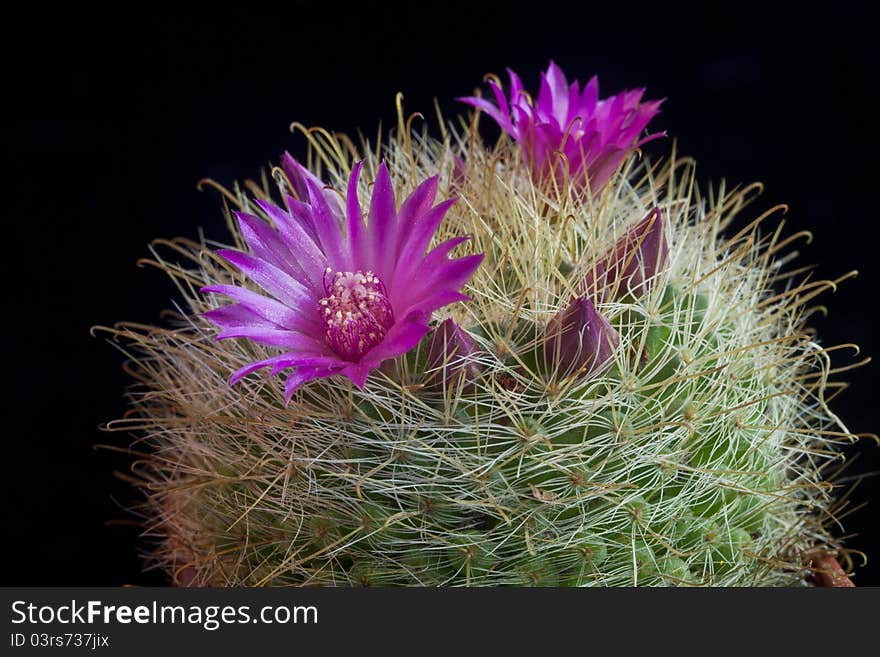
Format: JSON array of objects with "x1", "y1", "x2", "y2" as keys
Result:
[{"x1": 2, "y1": 4, "x2": 878, "y2": 586}]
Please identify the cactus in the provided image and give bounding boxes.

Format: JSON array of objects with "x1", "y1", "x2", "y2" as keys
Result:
[{"x1": 100, "y1": 66, "x2": 866, "y2": 587}]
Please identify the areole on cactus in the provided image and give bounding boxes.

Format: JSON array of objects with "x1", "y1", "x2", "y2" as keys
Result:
[{"x1": 100, "y1": 61, "x2": 864, "y2": 586}]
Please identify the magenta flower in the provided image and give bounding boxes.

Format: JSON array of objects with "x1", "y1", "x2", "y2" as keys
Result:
[
  {"x1": 459, "y1": 61, "x2": 664, "y2": 193},
  {"x1": 544, "y1": 296, "x2": 619, "y2": 379},
  {"x1": 202, "y1": 161, "x2": 484, "y2": 402},
  {"x1": 584, "y1": 208, "x2": 668, "y2": 302}
]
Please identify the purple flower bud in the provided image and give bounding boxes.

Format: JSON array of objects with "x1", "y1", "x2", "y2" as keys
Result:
[
  {"x1": 449, "y1": 154, "x2": 469, "y2": 191},
  {"x1": 425, "y1": 319, "x2": 482, "y2": 390},
  {"x1": 544, "y1": 296, "x2": 619, "y2": 378},
  {"x1": 584, "y1": 208, "x2": 668, "y2": 302}
]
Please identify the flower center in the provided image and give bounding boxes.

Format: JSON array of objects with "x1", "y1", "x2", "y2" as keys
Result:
[{"x1": 319, "y1": 269, "x2": 394, "y2": 361}]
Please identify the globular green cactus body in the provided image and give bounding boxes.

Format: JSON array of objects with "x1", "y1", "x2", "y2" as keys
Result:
[{"x1": 106, "y1": 117, "x2": 855, "y2": 587}]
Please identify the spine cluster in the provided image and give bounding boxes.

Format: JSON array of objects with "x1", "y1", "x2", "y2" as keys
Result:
[{"x1": 100, "y1": 108, "x2": 862, "y2": 587}]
